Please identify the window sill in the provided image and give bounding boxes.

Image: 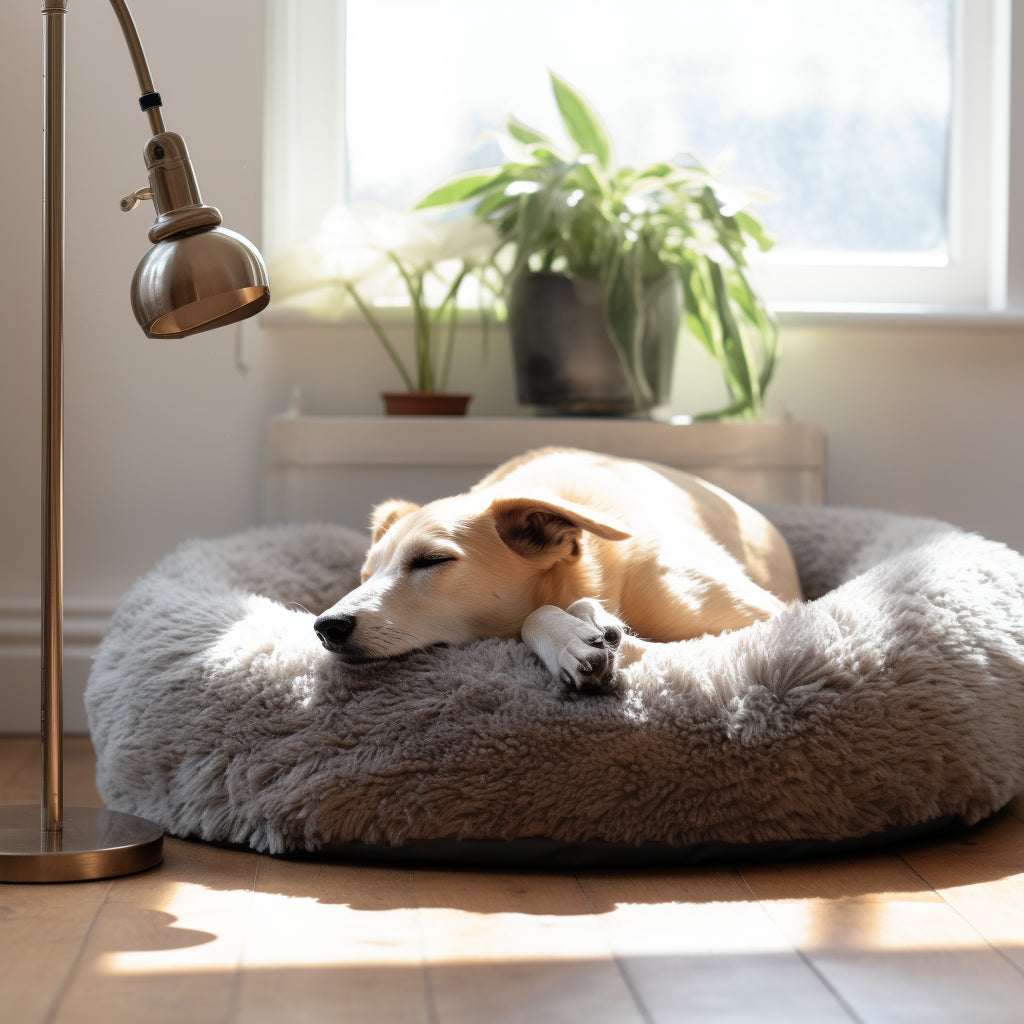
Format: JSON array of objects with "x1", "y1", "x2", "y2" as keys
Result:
[
  {"x1": 772, "y1": 303, "x2": 1024, "y2": 329},
  {"x1": 262, "y1": 302, "x2": 1024, "y2": 332}
]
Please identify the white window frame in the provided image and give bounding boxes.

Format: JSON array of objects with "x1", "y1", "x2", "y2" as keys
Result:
[{"x1": 262, "y1": 0, "x2": 1024, "y2": 318}]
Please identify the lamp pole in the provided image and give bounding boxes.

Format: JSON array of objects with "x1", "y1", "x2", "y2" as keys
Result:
[{"x1": 41, "y1": 0, "x2": 67, "y2": 840}]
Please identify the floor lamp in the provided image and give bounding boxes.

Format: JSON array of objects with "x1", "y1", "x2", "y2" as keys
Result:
[{"x1": 0, "y1": 0, "x2": 270, "y2": 883}]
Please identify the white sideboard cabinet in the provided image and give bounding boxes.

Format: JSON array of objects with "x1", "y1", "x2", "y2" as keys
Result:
[{"x1": 264, "y1": 416, "x2": 825, "y2": 532}]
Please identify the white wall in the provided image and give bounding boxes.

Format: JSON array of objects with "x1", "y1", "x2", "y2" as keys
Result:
[
  {"x1": 2, "y1": 0, "x2": 1024, "y2": 733},
  {"x1": 266, "y1": 314, "x2": 1024, "y2": 550},
  {"x1": 1, "y1": 0, "x2": 270, "y2": 733}
]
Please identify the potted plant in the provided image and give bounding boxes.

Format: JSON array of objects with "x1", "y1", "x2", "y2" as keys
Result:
[
  {"x1": 272, "y1": 204, "x2": 501, "y2": 414},
  {"x1": 418, "y1": 72, "x2": 778, "y2": 419}
]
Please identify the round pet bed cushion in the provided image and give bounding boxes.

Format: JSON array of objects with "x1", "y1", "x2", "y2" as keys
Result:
[{"x1": 85, "y1": 506, "x2": 1024, "y2": 865}]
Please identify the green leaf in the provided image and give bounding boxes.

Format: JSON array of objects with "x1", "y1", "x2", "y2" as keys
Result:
[
  {"x1": 600, "y1": 247, "x2": 654, "y2": 407},
  {"x1": 550, "y1": 71, "x2": 612, "y2": 171},
  {"x1": 634, "y1": 162, "x2": 675, "y2": 179},
  {"x1": 683, "y1": 259, "x2": 724, "y2": 363},
  {"x1": 709, "y1": 261, "x2": 754, "y2": 408},
  {"x1": 526, "y1": 145, "x2": 562, "y2": 165},
  {"x1": 564, "y1": 159, "x2": 607, "y2": 199},
  {"x1": 692, "y1": 395, "x2": 757, "y2": 421},
  {"x1": 508, "y1": 191, "x2": 555, "y2": 282},
  {"x1": 734, "y1": 210, "x2": 776, "y2": 252},
  {"x1": 415, "y1": 169, "x2": 504, "y2": 209},
  {"x1": 475, "y1": 191, "x2": 518, "y2": 219},
  {"x1": 506, "y1": 116, "x2": 551, "y2": 146},
  {"x1": 724, "y1": 268, "x2": 765, "y2": 325},
  {"x1": 724, "y1": 266, "x2": 778, "y2": 404}
]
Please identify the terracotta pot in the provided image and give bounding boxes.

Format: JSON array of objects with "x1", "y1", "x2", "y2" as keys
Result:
[{"x1": 381, "y1": 391, "x2": 472, "y2": 416}]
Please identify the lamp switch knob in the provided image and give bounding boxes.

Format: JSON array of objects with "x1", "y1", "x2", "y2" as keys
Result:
[{"x1": 120, "y1": 187, "x2": 154, "y2": 212}]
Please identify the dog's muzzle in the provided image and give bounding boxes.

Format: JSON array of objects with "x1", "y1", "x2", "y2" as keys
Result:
[{"x1": 314, "y1": 612, "x2": 356, "y2": 653}]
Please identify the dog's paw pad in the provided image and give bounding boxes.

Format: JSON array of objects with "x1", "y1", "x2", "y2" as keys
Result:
[
  {"x1": 561, "y1": 667, "x2": 620, "y2": 696},
  {"x1": 560, "y1": 663, "x2": 605, "y2": 689},
  {"x1": 602, "y1": 625, "x2": 624, "y2": 650},
  {"x1": 559, "y1": 637, "x2": 618, "y2": 692}
]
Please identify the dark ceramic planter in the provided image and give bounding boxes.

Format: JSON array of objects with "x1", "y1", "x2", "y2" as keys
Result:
[{"x1": 508, "y1": 271, "x2": 681, "y2": 416}]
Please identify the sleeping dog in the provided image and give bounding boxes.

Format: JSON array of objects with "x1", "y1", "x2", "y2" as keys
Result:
[{"x1": 314, "y1": 448, "x2": 802, "y2": 689}]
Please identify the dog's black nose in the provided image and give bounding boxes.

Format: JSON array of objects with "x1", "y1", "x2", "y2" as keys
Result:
[{"x1": 314, "y1": 612, "x2": 356, "y2": 652}]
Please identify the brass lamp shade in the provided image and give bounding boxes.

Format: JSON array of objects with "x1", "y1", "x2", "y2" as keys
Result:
[{"x1": 131, "y1": 225, "x2": 270, "y2": 339}]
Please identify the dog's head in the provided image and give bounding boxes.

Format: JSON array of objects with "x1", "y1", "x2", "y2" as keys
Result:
[{"x1": 313, "y1": 491, "x2": 630, "y2": 661}]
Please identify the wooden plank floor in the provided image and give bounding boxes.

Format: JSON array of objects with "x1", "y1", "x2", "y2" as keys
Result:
[{"x1": 2, "y1": 734, "x2": 1023, "y2": 1023}]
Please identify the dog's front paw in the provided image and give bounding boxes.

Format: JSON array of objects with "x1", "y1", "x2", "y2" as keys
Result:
[
  {"x1": 557, "y1": 626, "x2": 618, "y2": 692},
  {"x1": 522, "y1": 602, "x2": 627, "y2": 693},
  {"x1": 565, "y1": 598, "x2": 626, "y2": 651},
  {"x1": 561, "y1": 598, "x2": 627, "y2": 691}
]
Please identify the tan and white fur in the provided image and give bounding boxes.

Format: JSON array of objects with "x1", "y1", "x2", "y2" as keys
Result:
[{"x1": 314, "y1": 448, "x2": 802, "y2": 690}]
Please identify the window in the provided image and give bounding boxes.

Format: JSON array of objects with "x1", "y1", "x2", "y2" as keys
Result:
[{"x1": 263, "y1": 0, "x2": 1018, "y2": 313}]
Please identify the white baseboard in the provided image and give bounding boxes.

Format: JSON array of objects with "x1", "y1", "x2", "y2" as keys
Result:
[{"x1": 0, "y1": 599, "x2": 114, "y2": 733}]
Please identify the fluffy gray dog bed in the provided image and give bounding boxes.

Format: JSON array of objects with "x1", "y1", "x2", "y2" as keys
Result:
[{"x1": 85, "y1": 506, "x2": 1024, "y2": 864}]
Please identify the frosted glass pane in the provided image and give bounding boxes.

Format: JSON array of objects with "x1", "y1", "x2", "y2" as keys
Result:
[{"x1": 346, "y1": 0, "x2": 952, "y2": 257}]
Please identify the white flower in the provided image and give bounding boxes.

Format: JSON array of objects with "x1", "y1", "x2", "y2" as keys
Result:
[
  {"x1": 270, "y1": 203, "x2": 395, "y2": 310},
  {"x1": 270, "y1": 199, "x2": 505, "y2": 340},
  {"x1": 424, "y1": 214, "x2": 501, "y2": 267}
]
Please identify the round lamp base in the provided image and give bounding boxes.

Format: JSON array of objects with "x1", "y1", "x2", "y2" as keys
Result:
[{"x1": 0, "y1": 805, "x2": 164, "y2": 883}]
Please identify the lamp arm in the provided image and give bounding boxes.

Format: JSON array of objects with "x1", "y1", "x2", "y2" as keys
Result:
[{"x1": 107, "y1": 0, "x2": 166, "y2": 135}]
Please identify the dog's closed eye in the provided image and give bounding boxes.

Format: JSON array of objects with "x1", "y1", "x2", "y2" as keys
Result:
[{"x1": 408, "y1": 553, "x2": 458, "y2": 571}]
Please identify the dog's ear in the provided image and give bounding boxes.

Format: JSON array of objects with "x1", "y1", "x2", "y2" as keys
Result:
[
  {"x1": 370, "y1": 498, "x2": 420, "y2": 544},
  {"x1": 489, "y1": 495, "x2": 631, "y2": 558}
]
